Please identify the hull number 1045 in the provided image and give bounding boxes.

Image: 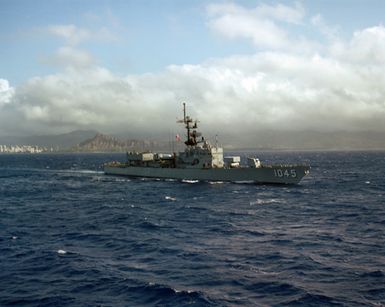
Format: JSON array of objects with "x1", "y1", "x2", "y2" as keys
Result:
[{"x1": 273, "y1": 169, "x2": 297, "y2": 178}]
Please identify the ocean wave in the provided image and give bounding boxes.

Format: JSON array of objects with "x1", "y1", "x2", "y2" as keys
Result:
[
  {"x1": 1, "y1": 151, "x2": 385, "y2": 306},
  {"x1": 359, "y1": 270, "x2": 385, "y2": 278},
  {"x1": 282, "y1": 292, "x2": 342, "y2": 306},
  {"x1": 129, "y1": 282, "x2": 217, "y2": 306}
]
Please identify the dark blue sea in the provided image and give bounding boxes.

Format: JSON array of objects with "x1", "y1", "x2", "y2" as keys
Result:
[{"x1": 1, "y1": 151, "x2": 384, "y2": 306}]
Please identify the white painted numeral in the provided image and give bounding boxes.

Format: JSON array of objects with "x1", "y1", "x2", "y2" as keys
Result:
[{"x1": 274, "y1": 169, "x2": 297, "y2": 178}]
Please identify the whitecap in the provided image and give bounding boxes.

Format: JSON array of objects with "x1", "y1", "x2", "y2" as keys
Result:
[
  {"x1": 233, "y1": 180, "x2": 254, "y2": 184},
  {"x1": 182, "y1": 179, "x2": 199, "y2": 184},
  {"x1": 115, "y1": 178, "x2": 130, "y2": 182},
  {"x1": 250, "y1": 198, "x2": 281, "y2": 205},
  {"x1": 249, "y1": 199, "x2": 264, "y2": 205},
  {"x1": 174, "y1": 289, "x2": 194, "y2": 293},
  {"x1": 75, "y1": 169, "x2": 103, "y2": 174},
  {"x1": 165, "y1": 196, "x2": 176, "y2": 201},
  {"x1": 209, "y1": 181, "x2": 224, "y2": 185},
  {"x1": 60, "y1": 169, "x2": 104, "y2": 175},
  {"x1": 11, "y1": 236, "x2": 17, "y2": 240}
]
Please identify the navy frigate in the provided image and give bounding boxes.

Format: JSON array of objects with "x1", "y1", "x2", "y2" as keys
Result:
[{"x1": 104, "y1": 103, "x2": 310, "y2": 184}]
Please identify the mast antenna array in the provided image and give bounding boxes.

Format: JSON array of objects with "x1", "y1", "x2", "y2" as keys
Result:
[{"x1": 177, "y1": 102, "x2": 200, "y2": 146}]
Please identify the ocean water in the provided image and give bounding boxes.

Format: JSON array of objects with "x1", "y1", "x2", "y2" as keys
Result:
[{"x1": 0, "y1": 151, "x2": 384, "y2": 306}]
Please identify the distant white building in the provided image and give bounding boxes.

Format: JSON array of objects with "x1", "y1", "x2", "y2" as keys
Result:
[{"x1": 0, "y1": 145, "x2": 47, "y2": 153}]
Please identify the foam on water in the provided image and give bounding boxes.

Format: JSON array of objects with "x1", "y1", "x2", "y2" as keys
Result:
[
  {"x1": 208, "y1": 180, "x2": 224, "y2": 184},
  {"x1": 165, "y1": 196, "x2": 176, "y2": 201},
  {"x1": 61, "y1": 169, "x2": 104, "y2": 175},
  {"x1": 249, "y1": 198, "x2": 282, "y2": 205},
  {"x1": 181, "y1": 179, "x2": 200, "y2": 184}
]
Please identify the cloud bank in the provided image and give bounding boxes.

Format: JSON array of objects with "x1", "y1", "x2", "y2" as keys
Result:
[{"x1": 1, "y1": 2, "x2": 385, "y2": 139}]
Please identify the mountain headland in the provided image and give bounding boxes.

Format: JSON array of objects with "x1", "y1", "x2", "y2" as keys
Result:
[{"x1": 70, "y1": 133, "x2": 165, "y2": 152}]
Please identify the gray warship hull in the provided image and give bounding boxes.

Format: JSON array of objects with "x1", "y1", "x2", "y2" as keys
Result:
[{"x1": 104, "y1": 164, "x2": 310, "y2": 184}]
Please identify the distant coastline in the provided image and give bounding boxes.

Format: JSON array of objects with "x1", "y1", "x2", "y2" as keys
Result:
[{"x1": 1, "y1": 129, "x2": 385, "y2": 153}]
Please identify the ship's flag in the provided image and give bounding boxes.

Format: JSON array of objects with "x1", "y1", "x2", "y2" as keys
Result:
[{"x1": 175, "y1": 134, "x2": 181, "y2": 141}]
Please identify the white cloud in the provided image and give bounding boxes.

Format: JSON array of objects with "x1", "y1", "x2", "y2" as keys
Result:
[
  {"x1": 47, "y1": 24, "x2": 118, "y2": 45},
  {"x1": 206, "y1": 2, "x2": 306, "y2": 50},
  {"x1": 257, "y1": 2, "x2": 305, "y2": 24},
  {"x1": 311, "y1": 14, "x2": 340, "y2": 41},
  {"x1": 0, "y1": 79, "x2": 14, "y2": 106},
  {"x1": 339, "y1": 26, "x2": 385, "y2": 64},
  {"x1": 48, "y1": 24, "x2": 91, "y2": 45},
  {"x1": 207, "y1": 2, "x2": 305, "y2": 24},
  {"x1": 44, "y1": 47, "x2": 95, "y2": 68}
]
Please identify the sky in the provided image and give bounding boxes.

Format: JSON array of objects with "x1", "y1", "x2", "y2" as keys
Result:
[{"x1": 1, "y1": 0, "x2": 385, "y2": 140}]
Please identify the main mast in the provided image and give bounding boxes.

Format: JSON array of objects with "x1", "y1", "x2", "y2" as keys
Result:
[{"x1": 177, "y1": 102, "x2": 200, "y2": 146}]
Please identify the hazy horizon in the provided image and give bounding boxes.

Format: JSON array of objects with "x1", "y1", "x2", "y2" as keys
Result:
[{"x1": 0, "y1": 128, "x2": 384, "y2": 151}]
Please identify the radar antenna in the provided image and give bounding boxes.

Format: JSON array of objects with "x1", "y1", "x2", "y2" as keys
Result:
[{"x1": 177, "y1": 102, "x2": 201, "y2": 146}]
